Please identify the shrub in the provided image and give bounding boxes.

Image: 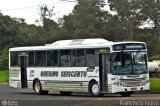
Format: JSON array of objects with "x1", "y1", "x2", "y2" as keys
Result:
[
  {"x1": 149, "y1": 55, "x2": 160, "y2": 61},
  {"x1": 0, "y1": 47, "x2": 9, "y2": 70}
]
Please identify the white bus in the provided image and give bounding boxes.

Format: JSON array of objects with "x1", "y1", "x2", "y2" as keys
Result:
[{"x1": 9, "y1": 38, "x2": 149, "y2": 96}]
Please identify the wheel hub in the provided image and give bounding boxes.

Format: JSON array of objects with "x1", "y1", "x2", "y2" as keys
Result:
[
  {"x1": 92, "y1": 84, "x2": 99, "y2": 95},
  {"x1": 35, "y1": 83, "x2": 40, "y2": 93}
]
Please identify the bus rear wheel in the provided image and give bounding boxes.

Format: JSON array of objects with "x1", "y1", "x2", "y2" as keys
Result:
[
  {"x1": 89, "y1": 81, "x2": 104, "y2": 97},
  {"x1": 34, "y1": 80, "x2": 48, "y2": 95},
  {"x1": 120, "y1": 92, "x2": 133, "y2": 97}
]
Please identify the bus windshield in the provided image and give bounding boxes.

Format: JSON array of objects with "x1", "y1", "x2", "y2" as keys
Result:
[{"x1": 112, "y1": 51, "x2": 148, "y2": 75}]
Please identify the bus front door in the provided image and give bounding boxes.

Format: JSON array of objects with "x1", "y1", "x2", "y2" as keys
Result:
[
  {"x1": 99, "y1": 53, "x2": 108, "y2": 92},
  {"x1": 20, "y1": 56, "x2": 28, "y2": 88}
]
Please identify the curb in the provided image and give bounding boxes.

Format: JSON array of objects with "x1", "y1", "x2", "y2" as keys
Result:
[
  {"x1": 135, "y1": 91, "x2": 160, "y2": 94},
  {"x1": 0, "y1": 83, "x2": 8, "y2": 85}
]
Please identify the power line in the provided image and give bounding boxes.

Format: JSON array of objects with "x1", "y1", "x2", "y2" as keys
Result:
[
  {"x1": 0, "y1": 0, "x2": 107, "y2": 12},
  {"x1": 60, "y1": 0, "x2": 77, "y2": 2},
  {"x1": 0, "y1": 1, "x2": 77, "y2": 12},
  {"x1": 1, "y1": 5, "x2": 37, "y2": 11}
]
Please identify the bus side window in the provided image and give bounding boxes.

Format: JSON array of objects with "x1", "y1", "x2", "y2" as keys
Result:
[
  {"x1": 86, "y1": 49, "x2": 95, "y2": 67},
  {"x1": 35, "y1": 51, "x2": 46, "y2": 66},
  {"x1": 10, "y1": 52, "x2": 19, "y2": 67},
  {"x1": 60, "y1": 50, "x2": 71, "y2": 67},
  {"x1": 29, "y1": 52, "x2": 35, "y2": 66},
  {"x1": 47, "y1": 51, "x2": 58, "y2": 66},
  {"x1": 73, "y1": 49, "x2": 85, "y2": 67}
]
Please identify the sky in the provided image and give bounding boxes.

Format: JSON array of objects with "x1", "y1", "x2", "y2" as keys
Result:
[
  {"x1": 0, "y1": 0, "x2": 77, "y2": 24},
  {"x1": 0, "y1": 0, "x2": 110, "y2": 25}
]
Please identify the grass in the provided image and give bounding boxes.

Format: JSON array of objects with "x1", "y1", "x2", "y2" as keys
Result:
[
  {"x1": 0, "y1": 70, "x2": 9, "y2": 83},
  {"x1": 150, "y1": 78, "x2": 160, "y2": 93}
]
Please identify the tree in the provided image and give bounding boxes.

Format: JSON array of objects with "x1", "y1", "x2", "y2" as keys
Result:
[
  {"x1": 0, "y1": 47, "x2": 9, "y2": 69},
  {"x1": 134, "y1": 33, "x2": 160, "y2": 56},
  {"x1": 61, "y1": 0, "x2": 110, "y2": 39},
  {"x1": 39, "y1": 5, "x2": 54, "y2": 25},
  {"x1": 141, "y1": 0, "x2": 160, "y2": 38},
  {"x1": 0, "y1": 13, "x2": 20, "y2": 50},
  {"x1": 38, "y1": 5, "x2": 60, "y2": 44},
  {"x1": 17, "y1": 23, "x2": 44, "y2": 46},
  {"x1": 108, "y1": 0, "x2": 146, "y2": 40}
]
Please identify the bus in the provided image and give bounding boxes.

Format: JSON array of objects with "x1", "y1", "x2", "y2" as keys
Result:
[{"x1": 9, "y1": 38, "x2": 149, "y2": 97}]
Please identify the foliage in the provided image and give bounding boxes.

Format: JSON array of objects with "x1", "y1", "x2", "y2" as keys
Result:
[
  {"x1": 0, "y1": 47, "x2": 9, "y2": 69},
  {"x1": 38, "y1": 5, "x2": 60, "y2": 44},
  {"x1": 134, "y1": 33, "x2": 160, "y2": 56},
  {"x1": 0, "y1": 14, "x2": 19, "y2": 50},
  {"x1": 108, "y1": 0, "x2": 146, "y2": 40},
  {"x1": 141, "y1": 0, "x2": 160, "y2": 37},
  {"x1": 61, "y1": 0, "x2": 110, "y2": 39},
  {"x1": 149, "y1": 55, "x2": 160, "y2": 61}
]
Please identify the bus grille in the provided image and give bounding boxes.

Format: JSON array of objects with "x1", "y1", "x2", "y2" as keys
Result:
[{"x1": 120, "y1": 79, "x2": 143, "y2": 87}]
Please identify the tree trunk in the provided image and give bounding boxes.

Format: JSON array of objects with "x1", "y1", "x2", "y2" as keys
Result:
[{"x1": 154, "y1": 18, "x2": 158, "y2": 38}]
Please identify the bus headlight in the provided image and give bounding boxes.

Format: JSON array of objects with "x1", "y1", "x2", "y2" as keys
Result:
[
  {"x1": 141, "y1": 81, "x2": 149, "y2": 86},
  {"x1": 114, "y1": 82, "x2": 124, "y2": 87}
]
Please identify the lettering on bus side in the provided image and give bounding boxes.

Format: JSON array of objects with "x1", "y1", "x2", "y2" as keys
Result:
[
  {"x1": 41, "y1": 71, "x2": 59, "y2": 77},
  {"x1": 30, "y1": 70, "x2": 34, "y2": 77},
  {"x1": 61, "y1": 71, "x2": 87, "y2": 77},
  {"x1": 40, "y1": 71, "x2": 87, "y2": 77}
]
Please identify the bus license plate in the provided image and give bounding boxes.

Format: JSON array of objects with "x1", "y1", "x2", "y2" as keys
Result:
[{"x1": 131, "y1": 87, "x2": 137, "y2": 91}]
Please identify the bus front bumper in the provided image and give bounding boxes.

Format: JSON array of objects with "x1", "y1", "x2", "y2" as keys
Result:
[{"x1": 111, "y1": 83, "x2": 150, "y2": 93}]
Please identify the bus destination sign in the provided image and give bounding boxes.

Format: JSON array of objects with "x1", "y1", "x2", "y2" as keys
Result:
[{"x1": 113, "y1": 43, "x2": 146, "y2": 51}]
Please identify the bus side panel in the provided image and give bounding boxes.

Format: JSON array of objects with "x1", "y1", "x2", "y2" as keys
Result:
[
  {"x1": 27, "y1": 67, "x2": 99, "y2": 93},
  {"x1": 9, "y1": 68, "x2": 21, "y2": 88},
  {"x1": 107, "y1": 73, "x2": 113, "y2": 93}
]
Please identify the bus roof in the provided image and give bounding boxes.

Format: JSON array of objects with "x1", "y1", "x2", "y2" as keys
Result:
[
  {"x1": 51, "y1": 38, "x2": 111, "y2": 46},
  {"x1": 9, "y1": 38, "x2": 145, "y2": 52},
  {"x1": 9, "y1": 38, "x2": 113, "y2": 51}
]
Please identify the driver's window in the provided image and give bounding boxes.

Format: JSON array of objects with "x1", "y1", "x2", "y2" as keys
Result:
[
  {"x1": 112, "y1": 52, "x2": 132, "y2": 72},
  {"x1": 121, "y1": 52, "x2": 132, "y2": 67}
]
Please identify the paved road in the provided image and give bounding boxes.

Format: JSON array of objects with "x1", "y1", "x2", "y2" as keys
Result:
[{"x1": 0, "y1": 85, "x2": 160, "y2": 106}]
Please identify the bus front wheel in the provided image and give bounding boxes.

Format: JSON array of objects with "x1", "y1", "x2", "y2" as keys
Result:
[
  {"x1": 119, "y1": 92, "x2": 133, "y2": 97},
  {"x1": 89, "y1": 81, "x2": 104, "y2": 97},
  {"x1": 33, "y1": 80, "x2": 48, "y2": 95}
]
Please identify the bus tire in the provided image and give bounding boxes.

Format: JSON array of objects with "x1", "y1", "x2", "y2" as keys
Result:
[
  {"x1": 89, "y1": 81, "x2": 104, "y2": 97},
  {"x1": 34, "y1": 80, "x2": 48, "y2": 95},
  {"x1": 120, "y1": 92, "x2": 133, "y2": 97},
  {"x1": 59, "y1": 91, "x2": 72, "y2": 96}
]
